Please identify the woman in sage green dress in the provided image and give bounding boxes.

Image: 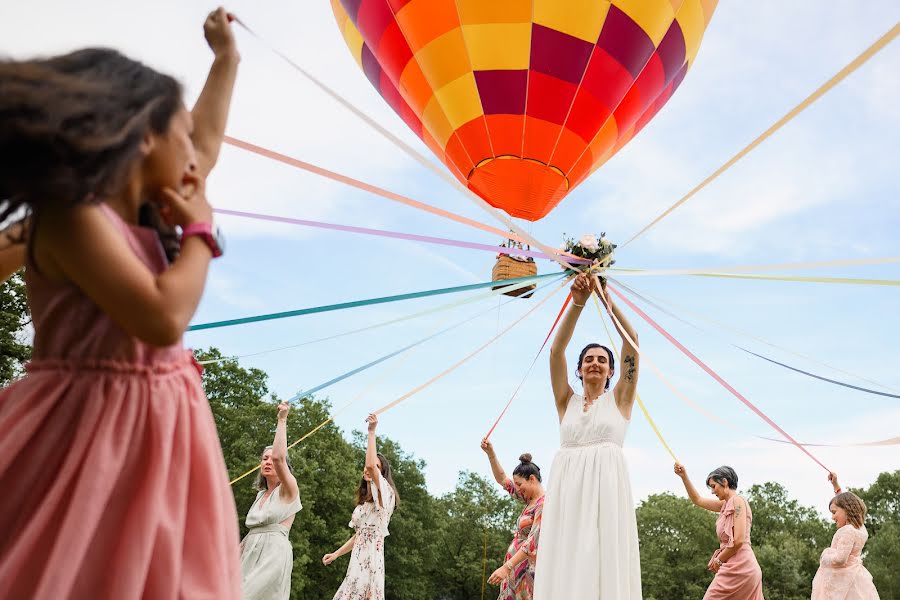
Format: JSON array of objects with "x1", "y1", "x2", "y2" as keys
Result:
[{"x1": 240, "y1": 402, "x2": 302, "y2": 600}]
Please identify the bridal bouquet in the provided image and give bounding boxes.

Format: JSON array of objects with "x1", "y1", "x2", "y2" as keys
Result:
[{"x1": 560, "y1": 233, "x2": 616, "y2": 274}]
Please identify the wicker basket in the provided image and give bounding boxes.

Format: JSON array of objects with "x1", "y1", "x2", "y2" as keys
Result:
[{"x1": 492, "y1": 254, "x2": 538, "y2": 298}]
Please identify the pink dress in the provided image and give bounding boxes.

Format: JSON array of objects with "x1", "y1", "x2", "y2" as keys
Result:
[
  {"x1": 811, "y1": 525, "x2": 879, "y2": 599},
  {"x1": 0, "y1": 204, "x2": 241, "y2": 599},
  {"x1": 704, "y1": 496, "x2": 764, "y2": 600}
]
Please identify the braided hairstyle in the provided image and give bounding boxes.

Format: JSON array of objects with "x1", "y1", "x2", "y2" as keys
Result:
[{"x1": 831, "y1": 492, "x2": 867, "y2": 529}]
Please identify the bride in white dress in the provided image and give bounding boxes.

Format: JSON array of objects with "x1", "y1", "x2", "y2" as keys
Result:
[{"x1": 534, "y1": 273, "x2": 642, "y2": 599}]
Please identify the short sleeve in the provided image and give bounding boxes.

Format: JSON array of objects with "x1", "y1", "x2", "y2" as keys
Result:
[
  {"x1": 503, "y1": 479, "x2": 525, "y2": 502},
  {"x1": 371, "y1": 477, "x2": 395, "y2": 513},
  {"x1": 720, "y1": 503, "x2": 736, "y2": 548}
]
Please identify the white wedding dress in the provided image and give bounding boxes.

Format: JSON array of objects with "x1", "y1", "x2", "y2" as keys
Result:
[{"x1": 533, "y1": 391, "x2": 642, "y2": 599}]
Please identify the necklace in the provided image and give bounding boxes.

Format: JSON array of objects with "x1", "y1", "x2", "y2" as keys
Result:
[{"x1": 582, "y1": 393, "x2": 599, "y2": 412}]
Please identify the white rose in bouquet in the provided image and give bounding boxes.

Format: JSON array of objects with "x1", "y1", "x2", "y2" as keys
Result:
[{"x1": 578, "y1": 234, "x2": 599, "y2": 252}]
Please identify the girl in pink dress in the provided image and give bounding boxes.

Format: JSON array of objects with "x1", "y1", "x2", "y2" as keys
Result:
[
  {"x1": 675, "y1": 464, "x2": 764, "y2": 600},
  {"x1": 811, "y1": 473, "x2": 880, "y2": 599},
  {"x1": 0, "y1": 10, "x2": 242, "y2": 599}
]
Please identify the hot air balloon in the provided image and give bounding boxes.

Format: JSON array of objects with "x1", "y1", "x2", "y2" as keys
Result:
[{"x1": 331, "y1": 0, "x2": 717, "y2": 222}]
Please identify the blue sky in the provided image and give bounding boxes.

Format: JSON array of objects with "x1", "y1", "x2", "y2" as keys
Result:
[{"x1": 4, "y1": 1, "x2": 899, "y2": 514}]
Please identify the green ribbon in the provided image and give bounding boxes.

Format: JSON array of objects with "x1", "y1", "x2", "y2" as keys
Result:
[{"x1": 188, "y1": 272, "x2": 566, "y2": 331}]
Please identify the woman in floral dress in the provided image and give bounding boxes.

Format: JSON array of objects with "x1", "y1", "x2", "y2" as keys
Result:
[
  {"x1": 482, "y1": 438, "x2": 545, "y2": 599},
  {"x1": 323, "y1": 414, "x2": 399, "y2": 599}
]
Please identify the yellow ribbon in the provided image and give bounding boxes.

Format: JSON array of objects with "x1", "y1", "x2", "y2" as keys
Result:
[
  {"x1": 624, "y1": 23, "x2": 900, "y2": 246},
  {"x1": 609, "y1": 256, "x2": 900, "y2": 277},
  {"x1": 230, "y1": 277, "x2": 571, "y2": 485},
  {"x1": 592, "y1": 294, "x2": 678, "y2": 461},
  {"x1": 689, "y1": 272, "x2": 900, "y2": 286},
  {"x1": 373, "y1": 277, "x2": 570, "y2": 415}
]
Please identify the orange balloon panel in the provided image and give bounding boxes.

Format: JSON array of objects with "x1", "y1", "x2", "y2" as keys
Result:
[{"x1": 331, "y1": 0, "x2": 717, "y2": 221}]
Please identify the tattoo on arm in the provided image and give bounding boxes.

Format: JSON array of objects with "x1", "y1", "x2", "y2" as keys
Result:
[
  {"x1": 623, "y1": 355, "x2": 636, "y2": 382},
  {"x1": 735, "y1": 503, "x2": 742, "y2": 516}
]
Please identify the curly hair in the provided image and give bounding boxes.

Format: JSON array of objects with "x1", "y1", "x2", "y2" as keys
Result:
[
  {"x1": 831, "y1": 492, "x2": 867, "y2": 529},
  {"x1": 0, "y1": 48, "x2": 182, "y2": 224}
]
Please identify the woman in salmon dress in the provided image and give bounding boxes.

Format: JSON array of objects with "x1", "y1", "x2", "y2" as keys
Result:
[{"x1": 675, "y1": 464, "x2": 764, "y2": 599}]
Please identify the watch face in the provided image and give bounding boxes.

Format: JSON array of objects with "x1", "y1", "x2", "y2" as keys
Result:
[{"x1": 213, "y1": 224, "x2": 226, "y2": 256}]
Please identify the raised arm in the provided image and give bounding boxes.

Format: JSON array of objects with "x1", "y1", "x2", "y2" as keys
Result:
[
  {"x1": 480, "y1": 438, "x2": 509, "y2": 487},
  {"x1": 364, "y1": 414, "x2": 381, "y2": 487},
  {"x1": 549, "y1": 274, "x2": 590, "y2": 420},
  {"x1": 0, "y1": 222, "x2": 27, "y2": 282},
  {"x1": 598, "y1": 279, "x2": 639, "y2": 418},
  {"x1": 272, "y1": 401, "x2": 299, "y2": 502},
  {"x1": 0, "y1": 244, "x2": 25, "y2": 283},
  {"x1": 828, "y1": 471, "x2": 842, "y2": 496},
  {"x1": 674, "y1": 463, "x2": 724, "y2": 513},
  {"x1": 191, "y1": 8, "x2": 240, "y2": 177},
  {"x1": 38, "y1": 176, "x2": 214, "y2": 346}
]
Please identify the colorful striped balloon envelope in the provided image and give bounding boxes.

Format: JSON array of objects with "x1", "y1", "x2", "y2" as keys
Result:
[{"x1": 332, "y1": 0, "x2": 717, "y2": 221}]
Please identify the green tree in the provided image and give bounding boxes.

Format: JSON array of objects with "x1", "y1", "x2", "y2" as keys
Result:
[
  {"x1": 636, "y1": 493, "x2": 717, "y2": 600},
  {"x1": 0, "y1": 270, "x2": 31, "y2": 385},
  {"x1": 197, "y1": 348, "x2": 359, "y2": 597},
  {"x1": 430, "y1": 471, "x2": 519, "y2": 600},
  {"x1": 864, "y1": 520, "x2": 900, "y2": 596},
  {"x1": 855, "y1": 469, "x2": 900, "y2": 536},
  {"x1": 855, "y1": 470, "x2": 900, "y2": 597},
  {"x1": 744, "y1": 482, "x2": 832, "y2": 600}
]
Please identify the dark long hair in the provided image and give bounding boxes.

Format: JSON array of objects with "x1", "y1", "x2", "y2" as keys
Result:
[
  {"x1": 355, "y1": 452, "x2": 400, "y2": 506},
  {"x1": 576, "y1": 343, "x2": 615, "y2": 391},
  {"x1": 0, "y1": 48, "x2": 182, "y2": 224}
]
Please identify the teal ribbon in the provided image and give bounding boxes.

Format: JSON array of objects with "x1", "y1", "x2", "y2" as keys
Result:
[
  {"x1": 287, "y1": 275, "x2": 566, "y2": 401},
  {"x1": 189, "y1": 271, "x2": 567, "y2": 331}
]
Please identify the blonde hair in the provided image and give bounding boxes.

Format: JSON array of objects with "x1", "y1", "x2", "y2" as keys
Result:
[
  {"x1": 253, "y1": 445, "x2": 294, "y2": 491},
  {"x1": 830, "y1": 492, "x2": 867, "y2": 528}
]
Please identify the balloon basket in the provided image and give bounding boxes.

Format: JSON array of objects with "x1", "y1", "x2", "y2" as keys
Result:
[{"x1": 492, "y1": 254, "x2": 537, "y2": 298}]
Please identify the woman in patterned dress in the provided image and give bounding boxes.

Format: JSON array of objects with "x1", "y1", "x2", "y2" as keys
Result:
[
  {"x1": 323, "y1": 414, "x2": 399, "y2": 600},
  {"x1": 481, "y1": 438, "x2": 545, "y2": 599}
]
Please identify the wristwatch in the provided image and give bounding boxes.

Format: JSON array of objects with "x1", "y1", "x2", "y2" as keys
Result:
[{"x1": 181, "y1": 222, "x2": 224, "y2": 258}]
